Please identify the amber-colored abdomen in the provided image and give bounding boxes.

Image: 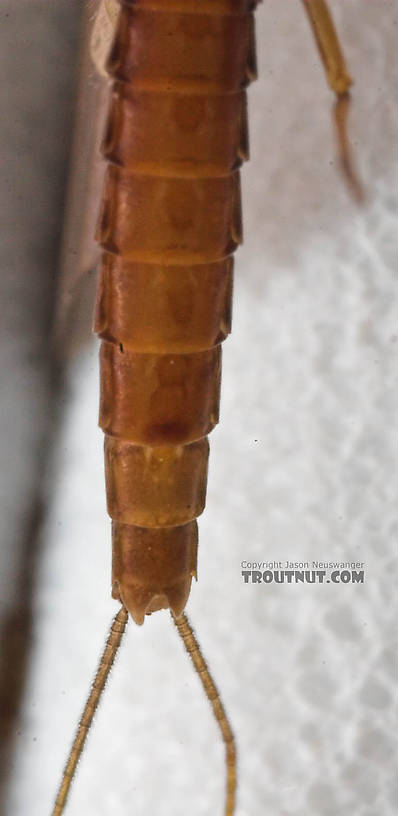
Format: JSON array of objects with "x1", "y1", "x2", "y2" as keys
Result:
[{"x1": 95, "y1": 0, "x2": 258, "y2": 624}]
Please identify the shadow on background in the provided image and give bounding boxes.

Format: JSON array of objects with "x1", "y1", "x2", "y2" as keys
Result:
[{"x1": 0, "y1": 1, "x2": 82, "y2": 808}]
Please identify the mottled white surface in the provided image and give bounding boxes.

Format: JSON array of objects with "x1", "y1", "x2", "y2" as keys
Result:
[{"x1": 3, "y1": 1, "x2": 398, "y2": 815}]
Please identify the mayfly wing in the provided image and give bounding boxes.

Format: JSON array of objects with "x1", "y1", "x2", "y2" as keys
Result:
[{"x1": 52, "y1": 1, "x2": 115, "y2": 362}]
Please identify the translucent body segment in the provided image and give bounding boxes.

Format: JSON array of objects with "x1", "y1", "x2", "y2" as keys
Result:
[
  {"x1": 94, "y1": 255, "x2": 233, "y2": 352},
  {"x1": 112, "y1": 520, "x2": 198, "y2": 624},
  {"x1": 107, "y1": 7, "x2": 256, "y2": 92},
  {"x1": 104, "y1": 437, "x2": 209, "y2": 526},
  {"x1": 99, "y1": 341, "x2": 222, "y2": 444},
  {"x1": 97, "y1": 166, "x2": 242, "y2": 263},
  {"x1": 102, "y1": 85, "x2": 249, "y2": 175}
]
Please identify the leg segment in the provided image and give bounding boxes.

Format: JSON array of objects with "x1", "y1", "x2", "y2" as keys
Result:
[{"x1": 302, "y1": 0, "x2": 364, "y2": 201}]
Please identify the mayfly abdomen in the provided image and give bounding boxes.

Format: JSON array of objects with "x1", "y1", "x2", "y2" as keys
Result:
[
  {"x1": 49, "y1": 5, "x2": 368, "y2": 814},
  {"x1": 94, "y1": 0, "x2": 259, "y2": 625}
]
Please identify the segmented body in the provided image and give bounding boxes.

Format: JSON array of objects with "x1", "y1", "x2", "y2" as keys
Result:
[
  {"x1": 51, "y1": 4, "x2": 361, "y2": 813},
  {"x1": 94, "y1": 0, "x2": 259, "y2": 624}
]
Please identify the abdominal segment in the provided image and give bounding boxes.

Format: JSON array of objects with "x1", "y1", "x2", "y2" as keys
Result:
[{"x1": 95, "y1": 0, "x2": 258, "y2": 623}]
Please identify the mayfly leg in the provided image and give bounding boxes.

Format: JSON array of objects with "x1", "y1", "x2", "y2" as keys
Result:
[{"x1": 302, "y1": 0, "x2": 364, "y2": 201}]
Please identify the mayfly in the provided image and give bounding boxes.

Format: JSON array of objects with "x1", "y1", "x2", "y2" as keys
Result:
[{"x1": 51, "y1": 1, "x2": 362, "y2": 814}]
